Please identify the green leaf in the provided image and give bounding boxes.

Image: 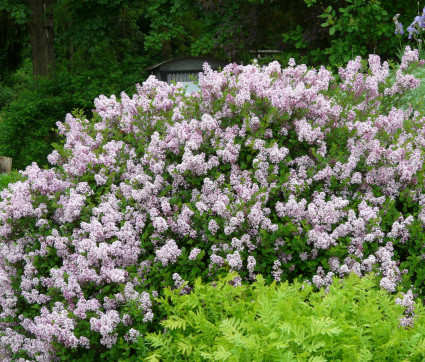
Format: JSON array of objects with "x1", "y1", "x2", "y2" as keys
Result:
[
  {"x1": 161, "y1": 315, "x2": 188, "y2": 330},
  {"x1": 308, "y1": 356, "x2": 327, "y2": 362},
  {"x1": 145, "y1": 352, "x2": 162, "y2": 362},
  {"x1": 177, "y1": 340, "x2": 193, "y2": 356},
  {"x1": 329, "y1": 26, "x2": 336, "y2": 35}
]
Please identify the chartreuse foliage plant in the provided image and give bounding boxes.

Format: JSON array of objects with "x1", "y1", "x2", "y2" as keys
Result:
[
  {"x1": 1, "y1": 47, "x2": 425, "y2": 360},
  {"x1": 145, "y1": 272, "x2": 425, "y2": 361}
]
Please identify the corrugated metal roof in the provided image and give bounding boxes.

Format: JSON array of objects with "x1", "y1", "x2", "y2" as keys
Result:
[{"x1": 146, "y1": 56, "x2": 226, "y2": 71}]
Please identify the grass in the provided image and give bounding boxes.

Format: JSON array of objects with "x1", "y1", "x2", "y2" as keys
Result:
[{"x1": 0, "y1": 171, "x2": 21, "y2": 191}]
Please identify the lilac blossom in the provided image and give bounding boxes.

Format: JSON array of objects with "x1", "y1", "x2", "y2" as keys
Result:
[
  {"x1": 226, "y1": 251, "x2": 243, "y2": 270},
  {"x1": 208, "y1": 219, "x2": 219, "y2": 234},
  {"x1": 155, "y1": 239, "x2": 182, "y2": 266},
  {"x1": 188, "y1": 248, "x2": 201, "y2": 260},
  {"x1": 395, "y1": 289, "x2": 416, "y2": 328}
]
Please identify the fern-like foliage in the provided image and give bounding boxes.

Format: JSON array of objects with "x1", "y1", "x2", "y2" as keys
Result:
[{"x1": 143, "y1": 272, "x2": 425, "y2": 361}]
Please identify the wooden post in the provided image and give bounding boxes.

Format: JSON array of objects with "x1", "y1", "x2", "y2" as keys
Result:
[{"x1": 0, "y1": 157, "x2": 12, "y2": 174}]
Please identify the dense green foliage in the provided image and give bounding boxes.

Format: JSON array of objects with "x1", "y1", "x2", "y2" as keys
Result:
[
  {"x1": 144, "y1": 272, "x2": 425, "y2": 361},
  {"x1": 0, "y1": 170, "x2": 21, "y2": 191},
  {"x1": 297, "y1": 0, "x2": 402, "y2": 67},
  {"x1": 0, "y1": 54, "x2": 147, "y2": 169}
]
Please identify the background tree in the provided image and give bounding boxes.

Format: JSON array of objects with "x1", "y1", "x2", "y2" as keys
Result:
[
  {"x1": 0, "y1": 0, "x2": 55, "y2": 77},
  {"x1": 28, "y1": 0, "x2": 55, "y2": 77},
  {"x1": 0, "y1": 10, "x2": 26, "y2": 78}
]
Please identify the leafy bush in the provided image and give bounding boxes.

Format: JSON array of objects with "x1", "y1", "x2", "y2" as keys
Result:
[
  {"x1": 0, "y1": 73, "x2": 71, "y2": 170},
  {"x1": 0, "y1": 85, "x2": 14, "y2": 110},
  {"x1": 279, "y1": 0, "x2": 417, "y2": 70},
  {"x1": 1, "y1": 48, "x2": 425, "y2": 360},
  {"x1": 0, "y1": 53, "x2": 149, "y2": 170},
  {"x1": 145, "y1": 272, "x2": 425, "y2": 361},
  {"x1": 309, "y1": 0, "x2": 393, "y2": 67}
]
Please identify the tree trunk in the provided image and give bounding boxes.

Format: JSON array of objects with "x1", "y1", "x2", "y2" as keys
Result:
[{"x1": 28, "y1": 0, "x2": 55, "y2": 78}]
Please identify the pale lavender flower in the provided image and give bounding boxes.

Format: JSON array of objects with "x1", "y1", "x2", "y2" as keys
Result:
[
  {"x1": 188, "y1": 248, "x2": 201, "y2": 260},
  {"x1": 208, "y1": 219, "x2": 219, "y2": 234},
  {"x1": 210, "y1": 254, "x2": 225, "y2": 269},
  {"x1": 155, "y1": 239, "x2": 182, "y2": 266},
  {"x1": 395, "y1": 289, "x2": 416, "y2": 329},
  {"x1": 124, "y1": 328, "x2": 141, "y2": 344},
  {"x1": 152, "y1": 216, "x2": 168, "y2": 233},
  {"x1": 226, "y1": 251, "x2": 243, "y2": 270},
  {"x1": 247, "y1": 256, "x2": 256, "y2": 278},
  {"x1": 271, "y1": 260, "x2": 283, "y2": 282}
]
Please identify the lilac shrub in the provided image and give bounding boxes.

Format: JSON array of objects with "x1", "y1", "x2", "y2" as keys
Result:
[{"x1": 0, "y1": 47, "x2": 425, "y2": 360}]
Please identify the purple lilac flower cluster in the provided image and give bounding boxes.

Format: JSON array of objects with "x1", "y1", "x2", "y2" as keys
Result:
[
  {"x1": 395, "y1": 289, "x2": 416, "y2": 328},
  {"x1": 0, "y1": 47, "x2": 423, "y2": 359}
]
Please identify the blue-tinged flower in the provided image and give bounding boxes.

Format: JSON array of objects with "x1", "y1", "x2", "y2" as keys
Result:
[
  {"x1": 394, "y1": 14, "x2": 405, "y2": 35},
  {"x1": 413, "y1": 15, "x2": 425, "y2": 28},
  {"x1": 407, "y1": 24, "x2": 419, "y2": 39},
  {"x1": 395, "y1": 21, "x2": 404, "y2": 35},
  {"x1": 420, "y1": 14, "x2": 425, "y2": 28}
]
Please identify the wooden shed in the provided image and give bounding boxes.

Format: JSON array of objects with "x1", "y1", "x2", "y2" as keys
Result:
[{"x1": 146, "y1": 56, "x2": 227, "y2": 93}]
